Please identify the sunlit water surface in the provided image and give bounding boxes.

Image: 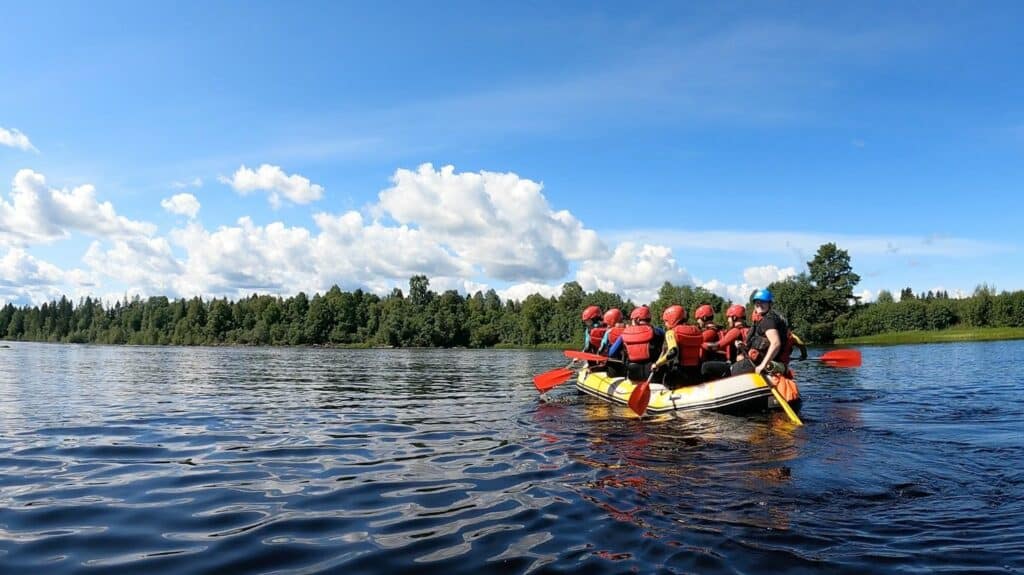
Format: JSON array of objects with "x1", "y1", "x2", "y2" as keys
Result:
[{"x1": 0, "y1": 342, "x2": 1021, "y2": 574}]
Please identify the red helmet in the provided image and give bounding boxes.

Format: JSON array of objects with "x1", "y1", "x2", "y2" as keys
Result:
[
  {"x1": 695, "y1": 304, "x2": 715, "y2": 321},
  {"x1": 603, "y1": 308, "x2": 622, "y2": 326},
  {"x1": 581, "y1": 305, "x2": 602, "y2": 322},
  {"x1": 726, "y1": 304, "x2": 746, "y2": 320},
  {"x1": 630, "y1": 306, "x2": 651, "y2": 321},
  {"x1": 662, "y1": 305, "x2": 686, "y2": 327}
]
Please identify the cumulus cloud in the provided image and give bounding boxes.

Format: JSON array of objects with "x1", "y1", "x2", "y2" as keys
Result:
[
  {"x1": 220, "y1": 164, "x2": 324, "y2": 207},
  {"x1": 0, "y1": 248, "x2": 63, "y2": 287},
  {"x1": 0, "y1": 169, "x2": 156, "y2": 245},
  {"x1": 700, "y1": 265, "x2": 798, "y2": 302},
  {"x1": 83, "y1": 237, "x2": 183, "y2": 293},
  {"x1": 497, "y1": 282, "x2": 563, "y2": 302},
  {"x1": 161, "y1": 193, "x2": 201, "y2": 219},
  {"x1": 576, "y1": 242, "x2": 692, "y2": 303},
  {"x1": 0, "y1": 248, "x2": 94, "y2": 305},
  {"x1": 313, "y1": 211, "x2": 473, "y2": 289},
  {"x1": 0, "y1": 127, "x2": 36, "y2": 152},
  {"x1": 0, "y1": 165, "x2": 846, "y2": 307},
  {"x1": 170, "y1": 218, "x2": 317, "y2": 296},
  {"x1": 743, "y1": 265, "x2": 798, "y2": 286},
  {"x1": 378, "y1": 164, "x2": 606, "y2": 281}
]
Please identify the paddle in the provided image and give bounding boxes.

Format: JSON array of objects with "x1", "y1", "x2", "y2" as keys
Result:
[
  {"x1": 810, "y1": 349, "x2": 862, "y2": 367},
  {"x1": 765, "y1": 374, "x2": 803, "y2": 426},
  {"x1": 533, "y1": 365, "x2": 578, "y2": 392},
  {"x1": 535, "y1": 349, "x2": 626, "y2": 392},
  {"x1": 628, "y1": 371, "x2": 654, "y2": 417},
  {"x1": 563, "y1": 350, "x2": 622, "y2": 363}
]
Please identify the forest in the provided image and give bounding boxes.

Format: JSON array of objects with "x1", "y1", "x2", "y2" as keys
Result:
[{"x1": 1, "y1": 244, "x2": 1021, "y2": 347}]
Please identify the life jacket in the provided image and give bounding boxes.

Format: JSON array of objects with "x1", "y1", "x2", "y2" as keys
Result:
[
  {"x1": 752, "y1": 310, "x2": 792, "y2": 364},
  {"x1": 770, "y1": 372, "x2": 800, "y2": 402},
  {"x1": 587, "y1": 325, "x2": 607, "y2": 352},
  {"x1": 622, "y1": 324, "x2": 654, "y2": 362},
  {"x1": 717, "y1": 326, "x2": 746, "y2": 362},
  {"x1": 699, "y1": 325, "x2": 724, "y2": 361},
  {"x1": 671, "y1": 324, "x2": 703, "y2": 367},
  {"x1": 602, "y1": 325, "x2": 625, "y2": 353}
]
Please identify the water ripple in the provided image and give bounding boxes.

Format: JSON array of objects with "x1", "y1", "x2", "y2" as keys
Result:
[{"x1": 0, "y1": 343, "x2": 1021, "y2": 573}]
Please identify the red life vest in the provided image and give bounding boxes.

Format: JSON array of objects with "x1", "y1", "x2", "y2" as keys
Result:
[
  {"x1": 605, "y1": 326, "x2": 625, "y2": 350},
  {"x1": 622, "y1": 325, "x2": 654, "y2": 362},
  {"x1": 587, "y1": 326, "x2": 607, "y2": 352},
  {"x1": 716, "y1": 326, "x2": 746, "y2": 362},
  {"x1": 672, "y1": 325, "x2": 703, "y2": 367}
]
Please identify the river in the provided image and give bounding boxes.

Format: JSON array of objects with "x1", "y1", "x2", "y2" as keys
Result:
[{"x1": 0, "y1": 342, "x2": 1020, "y2": 573}]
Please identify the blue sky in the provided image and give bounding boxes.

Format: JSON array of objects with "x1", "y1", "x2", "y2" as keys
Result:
[{"x1": 0, "y1": 2, "x2": 1021, "y2": 305}]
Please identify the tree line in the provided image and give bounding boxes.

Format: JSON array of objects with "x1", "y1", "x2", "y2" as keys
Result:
[{"x1": 1, "y1": 244, "x2": 1022, "y2": 347}]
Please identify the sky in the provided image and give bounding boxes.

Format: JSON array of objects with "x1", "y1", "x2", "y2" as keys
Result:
[{"x1": 1, "y1": 1, "x2": 1022, "y2": 307}]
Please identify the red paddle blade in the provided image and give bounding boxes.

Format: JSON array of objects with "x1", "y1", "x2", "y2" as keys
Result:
[
  {"x1": 533, "y1": 368, "x2": 576, "y2": 391},
  {"x1": 819, "y1": 349, "x2": 862, "y2": 367},
  {"x1": 563, "y1": 350, "x2": 607, "y2": 362},
  {"x1": 628, "y1": 380, "x2": 651, "y2": 417}
]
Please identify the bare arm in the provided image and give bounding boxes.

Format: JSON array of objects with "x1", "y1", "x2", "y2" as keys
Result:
[{"x1": 756, "y1": 328, "x2": 782, "y2": 374}]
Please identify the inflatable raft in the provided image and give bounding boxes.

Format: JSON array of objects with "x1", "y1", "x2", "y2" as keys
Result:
[{"x1": 575, "y1": 368, "x2": 794, "y2": 415}]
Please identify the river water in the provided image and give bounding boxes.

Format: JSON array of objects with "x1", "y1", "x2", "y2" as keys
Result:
[{"x1": 0, "y1": 342, "x2": 1020, "y2": 574}]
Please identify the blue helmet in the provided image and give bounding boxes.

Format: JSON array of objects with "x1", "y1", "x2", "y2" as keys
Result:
[{"x1": 752, "y1": 289, "x2": 774, "y2": 303}]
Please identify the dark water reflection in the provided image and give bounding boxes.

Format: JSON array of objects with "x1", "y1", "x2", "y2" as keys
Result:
[{"x1": 0, "y1": 342, "x2": 1021, "y2": 573}]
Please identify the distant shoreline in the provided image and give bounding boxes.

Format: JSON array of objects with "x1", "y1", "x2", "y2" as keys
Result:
[{"x1": 835, "y1": 326, "x2": 1024, "y2": 345}]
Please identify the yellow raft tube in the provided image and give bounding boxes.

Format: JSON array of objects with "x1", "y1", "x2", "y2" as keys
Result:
[{"x1": 576, "y1": 368, "x2": 790, "y2": 415}]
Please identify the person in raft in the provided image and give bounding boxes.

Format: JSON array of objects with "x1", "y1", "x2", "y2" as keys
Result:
[
  {"x1": 694, "y1": 304, "x2": 725, "y2": 362},
  {"x1": 751, "y1": 310, "x2": 808, "y2": 362},
  {"x1": 651, "y1": 305, "x2": 704, "y2": 388},
  {"x1": 597, "y1": 308, "x2": 627, "y2": 377},
  {"x1": 580, "y1": 305, "x2": 605, "y2": 353},
  {"x1": 607, "y1": 306, "x2": 665, "y2": 381},
  {"x1": 700, "y1": 304, "x2": 749, "y2": 381},
  {"x1": 730, "y1": 289, "x2": 791, "y2": 376}
]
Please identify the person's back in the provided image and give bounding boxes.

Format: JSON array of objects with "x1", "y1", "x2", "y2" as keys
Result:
[
  {"x1": 652, "y1": 305, "x2": 702, "y2": 388},
  {"x1": 599, "y1": 308, "x2": 626, "y2": 377},
  {"x1": 609, "y1": 306, "x2": 664, "y2": 380},
  {"x1": 694, "y1": 304, "x2": 725, "y2": 362},
  {"x1": 580, "y1": 305, "x2": 604, "y2": 353},
  {"x1": 701, "y1": 304, "x2": 748, "y2": 381}
]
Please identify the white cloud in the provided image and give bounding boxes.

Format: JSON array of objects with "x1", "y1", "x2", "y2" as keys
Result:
[
  {"x1": 170, "y1": 218, "x2": 316, "y2": 296},
  {"x1": 576, "y1": 242, "x2": 692, "y2": 303},
  {"x1": 378, "y1": 164, "x2": 605, "y2": 281},
  {"x1": 161, "y1": 193, "x2": 201, "y2": 219},
  {"x1": 0, "y1": 127, "x2": 36, "y2": 152},
  {"x1": 616, "y1": 229, "x2": 1011, "y2": 259},
  {"x1": 83, "y1": 237, "x2": 182, "y2": 293},
  {"x1": 313, "y1": 211, "x2": 472, "y2": 290},
  {"x1": 220, "y1": 164, "x2": 324, "y2": 207},
  {"x1": 497, "y1": 282, "x2": 563, "y2": 302},
  {"x1": 855, "y1": 288, "x2": 875, "y2": 303},
  {"x1": 0, "y1": 248, "x2": 63, "y2": 286},
  {"x1": 171, "y1": 177, "x2": 203, "y2": 189},
  {"x1": 700, "y1": 265, "x2": 798, "y2": 303},
  {"x1": 0, "y1": 169, "x2": 156, "y2": 245},
  {"x1": 0, "y1": 248, "x2": 94, "y2": 305},
  {"x1": 744, "y1": 265, "x2": 798, "y2": 286}
]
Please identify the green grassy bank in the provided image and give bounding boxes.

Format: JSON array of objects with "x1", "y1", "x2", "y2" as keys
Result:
[{"x1": 835, "y1": 326, "x2": 1024, "y2": 345}]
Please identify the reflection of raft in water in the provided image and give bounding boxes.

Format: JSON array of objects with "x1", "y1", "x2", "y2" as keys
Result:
[{"x1": 576, "y1": 368, "x2": 798, "y2": 415}]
